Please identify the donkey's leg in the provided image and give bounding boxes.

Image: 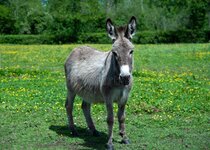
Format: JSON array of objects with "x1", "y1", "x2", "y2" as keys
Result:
[
  {"x1": 118, "y1": 103, "x2": 130, "y2": 144},
  {"x1": 65, "y1": 91, "x2": 77, "y2": 136},
  {"x1": 81, "y1": 100, "x2": 99, "y2": 136},
  {"x1": 105, "y1": 102, "x2": 114, "y2": 150}
]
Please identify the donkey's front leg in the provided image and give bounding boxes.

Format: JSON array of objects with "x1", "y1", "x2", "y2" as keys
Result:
[
  {"x1": 118, "y1": 103, "x2": 130, "y2": 144},
  {"x1": 106, "y1": 102, "x2": 114, "y2": 150}
]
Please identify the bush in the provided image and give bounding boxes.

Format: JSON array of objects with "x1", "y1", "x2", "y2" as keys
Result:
[
  {"x1": 78, "y1": 30, "x2": 209, "y2": 44},
  {"x1": 0, "y1": 29, "x2": 209, "y2": 44},
  {"x1": 78, "y1": 32, "x2": 111, "y2": 44},
  {"x1": 134, "y1": 31, "x2": 160, "y2": 44},
  {"x1": 134, "y1": 30, "x2": 210, "y2": 44},
  {"x1": 0, "y1": 34, "x2": 55, "y2": 44}
]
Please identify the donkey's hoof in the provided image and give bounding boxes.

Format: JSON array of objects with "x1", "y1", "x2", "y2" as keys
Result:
[
  {"x1": 121, "y1": 138, "x2": 130, "y2": 144},
  {"x1": 92, "y1": 130, "x2": 100, "y2": 137},
  {"x1": 105, "y1": 143, "x2": 114, "y2": 150}
]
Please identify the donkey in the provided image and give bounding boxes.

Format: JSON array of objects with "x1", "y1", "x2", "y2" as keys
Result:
[{"x1": 64, "y1": 16, "x2": 136, "y2": 149}]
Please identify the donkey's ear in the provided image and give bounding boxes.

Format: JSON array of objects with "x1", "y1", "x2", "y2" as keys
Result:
[
  {"x1": 125, "y1": 16, "x2": 137, "y2": 39},
  {"x1": 106, "y1": 18, "x2": 117, "y2": 41}
]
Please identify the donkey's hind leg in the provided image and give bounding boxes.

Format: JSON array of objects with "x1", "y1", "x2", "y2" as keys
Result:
[
  {"x1": 81, "y1": 100, "x2": 99, "y2": 136},
  {"x1": 65, "y1": 91, "x2": 77, "y2": 136}
]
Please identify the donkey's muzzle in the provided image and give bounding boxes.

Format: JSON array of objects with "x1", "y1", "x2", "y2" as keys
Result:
[{"x1": 120, "y1": 75, "x2": 130, "y2": 85}]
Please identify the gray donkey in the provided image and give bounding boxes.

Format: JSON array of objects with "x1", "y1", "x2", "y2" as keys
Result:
[{"x1": 64, "y1": 16, "x2": 136, "y2": 150}]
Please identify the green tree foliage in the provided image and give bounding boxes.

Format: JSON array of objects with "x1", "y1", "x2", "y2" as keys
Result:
[
  {"x1": 0, "y1": 0, "x2": 209, "y2": 43},
  {"x1": 187, "y1": 0, "x2": 209, "y2": 30},
  {"x1": 0, "y1": 0, "x2": 14, "y2": 33}
]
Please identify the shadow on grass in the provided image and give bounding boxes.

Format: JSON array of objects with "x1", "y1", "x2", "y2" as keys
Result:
[{"x1": 49, "y1": 125, "x2": 107, "y2": 150}]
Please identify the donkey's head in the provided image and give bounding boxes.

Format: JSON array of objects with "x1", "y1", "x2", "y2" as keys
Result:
[{"x1": 106, "y1": 16, "x2": 136, "y2": 85}]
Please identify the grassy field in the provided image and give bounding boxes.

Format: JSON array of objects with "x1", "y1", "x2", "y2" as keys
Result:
[{"x1": 0, "y1": 44, "x2": 209, "y2": 150}]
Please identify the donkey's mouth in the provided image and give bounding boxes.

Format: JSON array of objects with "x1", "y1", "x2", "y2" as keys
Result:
[
  {"x1": 120, "y1": 76, "x2": 130, "y2": 85},
  {"x1": 122, "y1": 80, "x2": 130, "y2": 85}
]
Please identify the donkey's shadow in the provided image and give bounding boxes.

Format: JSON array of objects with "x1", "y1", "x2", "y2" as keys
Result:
[{"x1": 49, "y1": 125, "x2": 107, "y2": 149}]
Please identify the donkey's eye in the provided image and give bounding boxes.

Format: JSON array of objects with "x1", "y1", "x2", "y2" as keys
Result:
[
  {"x1": 130, "y1": 50, "x2": 134, "y2": 55},
  {"x1": 112, "y1": 51, "x2": 118, "y2": 57}
]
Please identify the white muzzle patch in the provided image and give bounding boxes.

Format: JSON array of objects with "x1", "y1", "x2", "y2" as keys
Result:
[{"x1": 120, "y1": 65, "x2": 130, "y2": 77}]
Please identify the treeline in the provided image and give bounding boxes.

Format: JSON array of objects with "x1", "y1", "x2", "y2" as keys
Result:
[{"x1": 0, "y1": 0, "x2": 209, "y2": 44}]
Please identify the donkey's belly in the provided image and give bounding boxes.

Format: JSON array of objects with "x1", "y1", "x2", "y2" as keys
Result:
[
  {"x1": 77, "y1": 90, "x2": 104, "y2": 103},
  {"x1": 70, "y1": 72, "x2": 104, "y2": 103},
  {"x1": 76, "y1": 86, "x2": 130, "y2": 104}
]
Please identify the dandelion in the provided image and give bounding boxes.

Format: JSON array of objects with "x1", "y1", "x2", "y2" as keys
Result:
[
  {"x1": 167, "y1": 114, "x2": 172, "y2": 119},
  {"x1": 176, "y1": 105, "x2": 181, "y2": 111},
  {"x1": 34, "y1": 105, "x2": 38, "y2": 110}
]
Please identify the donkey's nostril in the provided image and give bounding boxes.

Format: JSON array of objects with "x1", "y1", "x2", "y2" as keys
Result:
[
  {"x1": 120, "y1": 75, "x2": 130, "y2": 85},
  {"x1": 120, "y1": 75, "x2": 130, "y2": 79},
  {"x1": 125, "y1": 75, "x2": 130, "y2": 80}
]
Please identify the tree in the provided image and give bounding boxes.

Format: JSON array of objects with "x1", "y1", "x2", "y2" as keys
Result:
[{"x1": 187, "y1": 0, "x2": 209, "y2": 30}]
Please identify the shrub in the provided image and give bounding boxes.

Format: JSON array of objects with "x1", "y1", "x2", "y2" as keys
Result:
[
  {"x1": 0, "y1": 34, "x2": 55, "y2": 44},
  {"x1": 0, "y1": 29, "x2": 209, "y2": 44},
  {"x1": 78, "y1": 32, "x2": 111, "y2": 44},
  {"x1": 134, "y1": 30, "x2": 210, "y2": 44}
]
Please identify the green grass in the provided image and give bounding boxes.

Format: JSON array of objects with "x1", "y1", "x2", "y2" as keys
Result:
[{"x1": 0, "y1": 44, "x2": 209, "y2": 150}]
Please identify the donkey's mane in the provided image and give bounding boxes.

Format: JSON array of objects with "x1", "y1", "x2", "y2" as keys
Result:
[
  {"x1": 117, "y1": 26, "x2": 126, "y2": 33},
  {"x1": 116, "y1": 26, "x2": 127, "y2": 37}
]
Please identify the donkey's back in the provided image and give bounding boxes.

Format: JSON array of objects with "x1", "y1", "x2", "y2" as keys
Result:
[{"x1": 65, "y1": 46, "x2": 109, "y2": 103}]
